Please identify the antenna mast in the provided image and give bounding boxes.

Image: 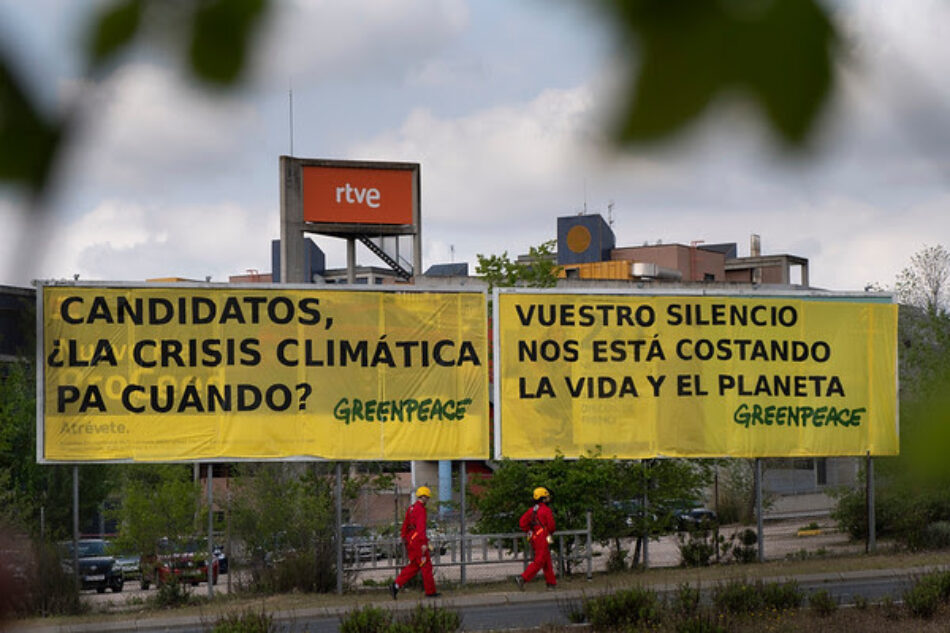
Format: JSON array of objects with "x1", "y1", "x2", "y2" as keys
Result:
[{"x1": 289, "y1": 81, "x2": 295, "y2": 156}]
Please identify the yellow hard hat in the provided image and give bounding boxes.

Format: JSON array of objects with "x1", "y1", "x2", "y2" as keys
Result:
[
  {"x1": 416, "y1": 486, "x2": 432, "y2": 498},
  {"x1": 533, "y1": 487, "x2": 550, "y2": 500}
]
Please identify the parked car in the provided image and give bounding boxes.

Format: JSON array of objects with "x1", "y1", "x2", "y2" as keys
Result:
[
  {"x1": 213, "y1": 544, "x2": 228, "y2": 575},
  {"x1": 675, "y1": 508, "x2": 719, "y2": 531},
  {"x1": 343, "y1": 524, "x2": 384, "y2": 562},
  {"x1": 60, "y1": 539, "x2": 124, "y2": 593},
  {"x1": 112, "y1": 550, "x2": 141, "y2": 581},
  {"x1": 612, "y1": 499, "x2": 657, "y2": 528},
  {"x1": 140, "y1": 538, "x2": 219, "y2": 589}
]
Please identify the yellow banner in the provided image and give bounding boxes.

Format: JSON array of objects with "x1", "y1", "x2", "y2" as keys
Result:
[
  {"x1": 40, "y1": 285, "x2": 489, "y2": 462},
  {"x1": 495, "y1": 292, "x2": 898, "y2": 458}
]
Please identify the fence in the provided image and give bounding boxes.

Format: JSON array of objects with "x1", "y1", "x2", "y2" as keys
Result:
[{"x1": 342, "y1": 511, "x2": 593, "y2": 586}]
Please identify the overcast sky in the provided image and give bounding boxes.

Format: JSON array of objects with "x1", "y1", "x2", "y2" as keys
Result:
[{"x1": 1, "y1": 0, "x2": 948, "y2": 292}]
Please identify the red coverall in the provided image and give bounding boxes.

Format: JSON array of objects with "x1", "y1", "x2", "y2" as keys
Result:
[
  {"x1": 519, "y1": 501, "x2": 557, "y2": 586},
  {"x1": 394, "y1": 499, "x2": 437, "y2": 595}
]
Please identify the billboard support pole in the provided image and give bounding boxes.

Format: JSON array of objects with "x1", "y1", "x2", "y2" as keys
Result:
[
  {"x1": 459, "y1": 460, "x2": 467, "y2": 585},
  {"x1": 867, "y1": 452, "x2": 876, "y2": 553},
  {"x1": 72, "y1": 466, "x2": 79, "y2": 586},
  {"x1": 346, "y1": 238, "x2": 356, "y2": 284},
  {"x1": 642, "y1": 461, "x2": 649, "y2": 569},
  {"x1": 207, "y1": 464, "x2": 214, "y2": 598},
  {"x1": 336, "y1": 462, "x2": 343, "y2": 595},
  {"x1": 755, "y1": 458, "x2": 764, "y2": 563}
]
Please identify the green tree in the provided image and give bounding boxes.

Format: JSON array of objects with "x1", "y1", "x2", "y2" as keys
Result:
[
  {"x1": 475, "y1": 239, "x2": 560, "y2": 292},
  {"x1": 0, "y1": 360, "x2": 115, "y2": 540},
  {"x1": 109, "y1": 465, "x2": 200, "y2": 558},
  {"x1": 833, "y1": 245, "x2": 950, "y2": 547},
  {"x1": 469, "y1": 452, "x2": 709, "y2": 571},
  {"x1": 895, "y1": 244, "x2": 950, "y2": 317},
  {"x1": 228, "y1": 462, "x2": 375, "y2": 593}
]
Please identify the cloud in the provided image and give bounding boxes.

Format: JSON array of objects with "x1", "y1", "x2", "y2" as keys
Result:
[
  {"x1": 253, "y1": 0, "x2": 469, "y2": 85},
  {"x1": 353, "y1": 84, "x2": 597, "y2": 221},
  {"x1": 36, "y1": 200, "x2": 277, "y2": 283},
  {"x1": 65, "y1": 63, "x2": 262, "y2": 194},
  {"x1": 0, "y1": 197, "x2": 31, "y2": 286}
]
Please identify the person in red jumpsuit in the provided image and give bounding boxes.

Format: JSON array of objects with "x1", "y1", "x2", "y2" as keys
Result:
[
  {"x1": 390, "y1": 486, "x2": 440, "y2": 599},
  {"x1": 513, "y1": 486, "x2": 556, "y2": 590}
]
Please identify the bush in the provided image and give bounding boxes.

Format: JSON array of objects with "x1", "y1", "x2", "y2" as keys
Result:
[
  {"x1": 230, "y1": 463, "x2": 342, "y2": 595},
  {"x1": 918, "y1": 521, "x2": 950, "y2": 550},
  {"x1": 904, "y1": 581, "x2": 941, "y2": 618},
  {"x1": 557, "y1": 596, "x2": 586, "y2": 624},
  {"x1": 210, "y1": 609, "x2": 276, "y2": 633},
  {"x1": 729, "y1": 528, "x2": 758, "y2": 564},
  {"x1": 402, "y1": 604, "x2": 461, "y2": 633},
  {"x1": 712, "y1": 580, "x2": 763, "y2": 615},
  {"x1": 715, "y1": 460, "x2": 772, "y2": 525},
  {"x1": 9, "y1": 539, "x2": 85, "y2": 617},
  {"x1": 339, "y1": 604, "x2": 461, "y2": 633},
  {"x1": 671, "y1": 582, "x2": 700, "y2": 618},
  {"x1": 153, "y1": 575, "x2": 193, "y2": 609},
  {"x1": 584, "y1": 587, "x2": 661, "y2": 630},
  {"x1": 832, "y1": 482, "x2": 950, "y2": 549},
  {"x1": 243, "y1": 544, "x2": 337, "y2": 594},
  {"x1": 339, "y1": 606, "x2": 393, "y2": 633},
  {"x1": 903, "y1": 571, "x2": 950, "y2": 618},
  {"x1": 929, "y1": 570, "x2": 950, "y2": 600},
  {"x1": 605, "y1": 547, "x2": 628, "y2": 572},
  {"x1": 760, "y1": 580, "x2": 803, "y2": 611},
  {"x1": 676, "y1": 531, "x2": 715, "y2": 568},
  {"x1": 808, "y1": 590, "x2": 837, "y2": 616}
]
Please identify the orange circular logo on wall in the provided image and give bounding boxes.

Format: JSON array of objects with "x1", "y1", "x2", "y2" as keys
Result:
[{"x1": 566, "y1": 225, "x2": 592, "y2": 253}]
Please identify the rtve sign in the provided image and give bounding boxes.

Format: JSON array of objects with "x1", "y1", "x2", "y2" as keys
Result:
[{"x1": 302, "y1": 162, "x2": 419, "y2": 226}]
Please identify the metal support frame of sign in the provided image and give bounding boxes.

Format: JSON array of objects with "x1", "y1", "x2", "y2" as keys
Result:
[{"x1": 279, "y1": 156, "x2": 422, "y2": 284}]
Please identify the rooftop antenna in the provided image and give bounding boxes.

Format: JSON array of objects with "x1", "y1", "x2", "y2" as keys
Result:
[
  {"x1": 289, "y1": 79, "x2": 295, "y2": 157},
  {"x1": 450, "y1": 245, "x2": 455, "y2": 263},
  {"x1": 607, "y1": 200, "x2": 614, "y2": 228}
]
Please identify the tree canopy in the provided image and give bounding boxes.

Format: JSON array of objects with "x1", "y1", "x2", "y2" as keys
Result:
[{"x1": 475, "y1": 239, "x2": 560, "y2": 292}]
